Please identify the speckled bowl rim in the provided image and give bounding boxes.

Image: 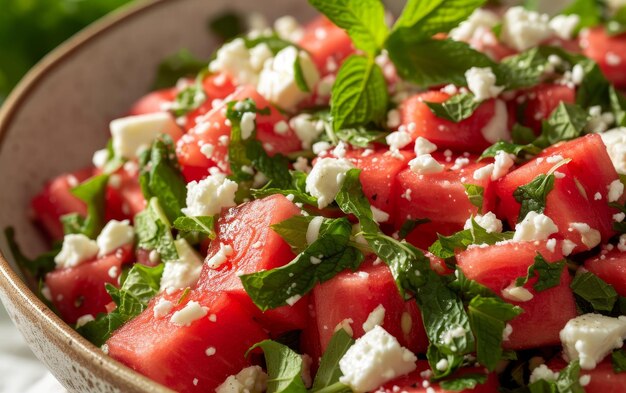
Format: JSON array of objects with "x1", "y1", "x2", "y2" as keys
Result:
[{"x1": 0, "y1": 1, "x2": 181, "y2": 391}]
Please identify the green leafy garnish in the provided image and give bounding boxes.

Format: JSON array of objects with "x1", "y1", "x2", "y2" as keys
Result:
[
  {"x1": 426, "y1": 93, "x2": 480, "y2": 123},
  {"x1": 535, "y1": 103, "x2": 588, "y2": 148},
  {"x1": 208, "y1": 11, "x2": 244, "y2": 42},
  {"x1": 248, "y1": 340, "x2": 307, "y2": 393},
  {"x1": 463, "y1": 184, "x2": 485, "y2": 211},
  {"x1": 562, "y1": 0, "x2": 602, "y2": 33},
  {"x1": 612, "y1": 349, "x2": 626, "y2": 373},
  {"x1": 4, "y1": 227, "x2": 58, "y2": 279},
  {"x1": 240, "y1": 217, "x2": 363, "y2": 310},
  {"x1": 312, "y1": 328, "x2": 354, "y2": 392},
  {"x1": 138, "y1": 135, "x2": 187, "y2": 224},
  {"x1": 571, "y1": 271, "x2": 618, "y2": 313},
  {"x1": 513, "y1": 159, "x2": 570, "y2": 222},
  {"x1": 252, "y1": 171, "x2": 318, "y2": 207},
  {"x1": 439, "y1": 374, "x2": 488, "y2": 391},
  {"x1": 78, "y1": 263, "x2": 164, "y2": 346},
  {"x1": 428, "y1": 218, "x2": 514, "y2": 259},
  {"x1": 60, "y1": 174, "x2": 109, "y2": 239},
  {"x1": 172, "y1": 216, "x2": 216, "y2": 239},
  {"x1": 135, "y1": 198, "x2": 178, "y2": 262},
  {"x1": 330, "y1": 55, "x2": 388, "y2": 132},
  {"x1": 515, "y1": 253, "x2": 565, "y2": 292}
]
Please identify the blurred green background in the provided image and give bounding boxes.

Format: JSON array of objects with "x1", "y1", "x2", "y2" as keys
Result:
[{"x1": 0, "y1": 0, "x2": 135, "y2": 103}]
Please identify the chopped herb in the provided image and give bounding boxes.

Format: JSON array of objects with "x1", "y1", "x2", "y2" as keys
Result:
[
  {"x1": 463, "y1": 184, "x2": 485, "y2": 211},
  {"x1": 60, "y1": 174, "x2": 109, "y2": 239},
  {"x1": 571, "y1": 271, "x2": 618, "y2": 313},
  {"x1": 515, "y1": 253, "x2": 566, "y2": 292},
  {"x1": 248, "y1": 340, "x2": 307, "y2": 393},
  {"x1": 172, "y1": 216, "x2": 216, "y2": 239},
  {"x1": 429, "y1": 218, "x2": 514, "y2": 259},
  {"x1": 208, "y1": 11, "x2": 244, "y2": 42},
  {"x1": 135, "y1": 198, "x2": 178, "y2": 262},
  {"x1": 425, "y1": 93, "x2": 480, "y2": 123},
  {"x1": 152, "y1": 49, "x2": 209, "y2": 90}
]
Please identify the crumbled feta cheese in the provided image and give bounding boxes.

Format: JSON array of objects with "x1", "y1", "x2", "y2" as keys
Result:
[
  {"x1": 560, "y1": 313, "x2": 626, "y2": 370},
  {"x1": 216, "y1": 366, "x2": 268, "y2": 393},
  {"x1": 258, "y1": 47, "x2": 320, "y2": 111},
  {"x1": 76, "y1": 314, "x2": 95, "y2": 328},
  {"x1": 371, "y1": 206, "x2": 390, "y2": 223},
  {"x1": 306, "y1": 158, "x2": 355, "y2": 208},
  {"x1": 401, "y1": 312, "x2": 412, "y2": 336},
  {"x1": 546, "y1": 238, "x2": 557, "y2": 253},
  {"x1": 585, "y1": 105, "x2": 615, "y2": 133},
  {"x1": 569, "y1": 223, "x2": 601, "y2": 249},
  {"x1": 465, "y1": 67, "x2": 503, "y2": 101},
  {"x1": 503, "y1": 324, "x2": 513, "y2": 341},
  {"x1": 110, "y1": 112, "x2": 181, "y2": 159},
  {"x1": 473, "y1": 164, "x2": 494, "y2": 181},
  {"x1": 450, "y1": 9, "x2": 500, "y2": 42},
  {"x1": 409, "y1": 154, "x2": 444, "y2": 174},
  {"x1": 464, "y1": 212, "x2": 503, "y2": 233},
  {"x1": 608, "y1": 179, "x2": 624, "y2": 203},
  {"x1": 170, "y1": 301, "x2": 208, "y2": 326},
  {"x1": 386, "y1": 130, "x2": 412, "y2": 153},
  {"x1": 293, "y1": 156, "x2": 311, "y2": 173},
  {"x1": 274, "y1": 120, "x2": 289, "y2": 135},
  {"x1": 436, "y1": 358, "x2": 449, "y2": 371},
  {"x1": 414, "y1": 137, "x2": 437, "y2": 156},
  {"x1": 579, "y1": 374, "x2": 592, "y2": 386},
  {"x1": 339, "y1": 325, "x2": 417, "y2": 392},
  {"x1": 387, "y1": 109, "x2": 401, "y2": 129},
  {"x1": 481, "y1": 100, "x2": 509, "y2": 143},
  {"x1": 500, "y1": 7, "x2": 553, "y2": 51},
  {"x1": 182, "y1": 174, "x2": 238, "y2": 217},
  {"x1": 206, "y1": 243, "x2": 235, "y2": 269},
  {"x1": 248, "y1": 43, "x2": 273, "y2": 72},
  {"x1": 530, "y1": 364, "x2": 559, "y2": 383},
  {"x1": 502, "y1": 282, "x2": 534, "y2": 302},
  {"x1": 513, "y1": 211, "x2": 559, "y2": 242},
  {"x1": 274, "y1": 16, "x2": 304, "y2": 42},
  {"x1": 240, "y1": 112, "x2": 256, "y2": 140},
  {"x1": 54, "y1": 234, "x2": 99, "y2": 269},
  {"x1": 96, "y1": 219, "x2": 134, "y2": 257},
  {"x1": 601, "y1": 128, "x2": 626, "y2": 175},
  {"x1": 312, "y1": 141, "x2": 332, "y2": 155},
  {"x1": 562, "y1": 239, "x2": 577, "y2": 256},
  {"x1": 92, "y1": 149, "x2": 109, "y2": 168},
  {"x1": 305, "y1": 216, "x2": 325, "y2": 247},
  {"x1": 153, "y1": 298, "x2": 174, "y2": 318},
  {"x1": 209, "y1": 38, "x2": 262, "y2": 85},
  {"x1": 160, "y1": 239, "x2": 204, "y2": 291},
  {"x1": 549, "y1": 14, "x2": 580, "y2": 40},
  {"x1": 362, "y1": 304, "x2": 386, "y2": 332},
  {"x1": 290, "y1": 114, "x2": 323, "y2": 149},
  {"x1": 492, "y1": 151, "x2": 515, "y2": 180},
  {"x1": 615, "y1": 212, "x2": 626, "y2": 222}
]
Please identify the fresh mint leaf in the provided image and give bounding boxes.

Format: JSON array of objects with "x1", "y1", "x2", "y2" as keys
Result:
[
  {"x1": 4, "y1": 227, "x2": 58, "y2": 279},
  {"x1": 496, "y1": 47, "x2": 565, "y2": 90},
  {"x1": 571, "y1": 271, "x2": 618, "y2": 313},
  {"x1": 209, "y1": 11, "x2": 244, "y2": 42},
  {"x1": 463, "y1": 184, "x2": 484, "y2": 211},
  {"x1": 170, "y1": 76, "x2": 207, "y2": 117},
  {"x1": 468, "y1": 296, "x2": 523, "y2": 371},
  {"x1": 392, "y1": 0, "x2": 486, "y2": 40},
  {"x1": 243, "y1": 35, "x2": 295, "y2": 54},
  {"x1": 271, "y1": 215, "x2": 319, "y2": 254},
  {"x1": 78, "y1": 263, "x2": 164, "y2": 346},
  {"x1": 152, "y1": 49, "x2": 209, "y2": 90},
  {"x1": 240, "y1": 217, "x2": 363, "y2": 310},
  {"x1": 331, "y1": 55, "x2": 388, "y2": 131},
  {"x1": 249, "y1": 340, "x2": 307, "y2": 393},
  {"x1": 426, "y1": 93, "x2": 480, "y2": 123},
  {"x1": 135, "y1": 198, "x2": 178, "y2": 262},
  {"x1": 226, "y1": 99, "x2": 293, "y2": 190},
  {"x1": 315, "y1": 110, "x2": 388, "y2": 147},
  {"x1": 575, "y1": 57, "x2": 613, "y2": 110},
  {"x1": 512, "y1": 158, "x2": 571, "y2": 222},
  {"x1": 308, "y1": 0, "x2": 388, "y2": 56},
  {"x1": 515, "y1": 253, "x2": 565, "y2": 292},
  {"x1": 398, "y1": 218, "x2": 430, "y2": 239},
  {"x1": 428, "y1": 218, "x2": 514, "y2": 259},
  {"x1": 387, "y1": 37, "x2": 495, "y2": 88},
  {"x1": 451, "y1": 269, "x2": 498, "y2": 301},
  {"x1": 172, "y1": 216, "x2": 216, "y2": 239},
  {"x1": 555, "y1": 361, "x2": 585, "y2": 393},
  {"x1": 312, "y1": 328, "x2": 354, "y2": 391},
  {"x1": 294, "y1": 53, "x2": 310, "y2": 92},
  {"x1": 613, "y1": 349, "x2": 626, "y2": 373},
  {"x1": 439, "y1": 373, "x2": 488, "y2": 391},
  {"x1": 512, "y1": 124, "x2": 537, "y2": 145},
  {"x1": 562, "y1": 0, "x2": 602, "y2": 32},
  {"x1": 535, "y1": 103, "x2": 588, "y2": 148},
  {"x1": 138, "y1": 135, "x2": 187, "y2": 224},
  {"x1": 60, "y1": 174, "x2": 109, "y2": 239},
  {"x1": 480, "y1": 141, "x2": 541, "y2": 160}
]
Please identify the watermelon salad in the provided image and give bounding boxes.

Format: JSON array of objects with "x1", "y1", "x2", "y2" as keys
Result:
[{"x1": 10, "y1": 0, "x2": 626, "y2": 392}]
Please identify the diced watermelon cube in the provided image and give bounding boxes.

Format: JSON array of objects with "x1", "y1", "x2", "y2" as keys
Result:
[
  {"x1": 509, "y1": 84, "x2": 576, "y2": 133},
  {"x1": 456, "y1": 240, "x2": 576, "y2": 349},
  {"x1": 585, "y1": 248, "x2": 626, "y2": 297},
  {"x1": 197, "y1": 195, "x2": 308, "y2": 334},
  {"x1": 581, "y1": 27, "x2": 626, "y2": 88},
  {"x1": 107, "y1": 290, "x2": 268, "y2": 393},
  {"x1": 298, "y1": 16, "x2": 354, "y2": 75},
  {"x1": 45, "y1": 245, "x2": 133, "y2": 324},
  {"x1": 312, "y1": 258, "x2": 428, "y2": 354},
  {"x1": 129, "y1": 88, "x2": 177, "y2": 116}
]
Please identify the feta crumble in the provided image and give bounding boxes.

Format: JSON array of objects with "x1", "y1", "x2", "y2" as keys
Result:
[
  {"x1": 500, "y1": 7, "x2": 553, "y2": 51},
  {"x1": 464, "y1": 212, "x2": 503, "y2": 233},
  {"x1": 601, "y1": 128, "x2": 626, "y2": 175},
  {"x1": 560, "y1": 313, "x2": 626, "y2": 370},
  {"x1": 480, "y1": 99, "x2": 509, "y2": 144},
  {"x1": 608, "y1": 179, "x2": 624, "y2": 203},
  {"x1": 216, "y1": 366, "x2": 268, "y2": 393},
  {"x1": 513, "y1": 211, "x2": 559, "y2": 242},
  {"x1": 371, "y1": 206, "x2": 390, "y2": 223},
  {"x1": 569, "y1": 223, "x2": 601, "y2": 249},
  {"x1": 160, "y1": 239, "x2": 204, "y2": 291},
  {"x1": 54, "y1": 234, "x2": 99, "y2": 269},
  {"x1": 465, "y1": 67, "x2": 503, "y2": 101},
  {"x1": 492, "y1": 151, "x2": 515, "y2": 180},
  {"x1": 409, "y1": 154, "x2": 444, "y2": 174},
  {"x1": 153, "y1": 298, "x2": 174, "y2": 318},
  {"x1": 450, "y1": 9, "x2": 500, "y2": 42},
  {"x1": 306, "y1": 158, "x2": 355, "y2": 208},
  {"x1": 170, "y1": 301, "x2": 208, "y2": 326},
  {"x1": 414, "y1": 137, "x2": 437, "y2": 156},
  {"x1": 339, "y1": 325, "x2": 417, "y2": 392},
  {"x1": 502, "y1": 282, "x2": 534, "y2": 302},
  {"x1": 290, "y1": 114, "x2": 324, "y2": 149},
  {"x1": 110, "y1": 112, "x2": 181, "y2": 159},
  {"x1": 206, "y1": 243, "x2": 235, "y2": 269},
  {"x1": 96, "y1": 219, "x2": 134, "y2": 257},
  {"x1": 182, "y1": 174, "x2": 238, "y2": 217},
  {"x1": 362, "y1": 304, "x2": 386, "y2": 332}
]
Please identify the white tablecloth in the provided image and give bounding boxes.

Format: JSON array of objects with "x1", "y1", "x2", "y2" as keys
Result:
[{"x1": 0, "y1": 304, "x2": 66, "y2": 393}]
